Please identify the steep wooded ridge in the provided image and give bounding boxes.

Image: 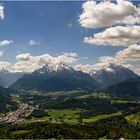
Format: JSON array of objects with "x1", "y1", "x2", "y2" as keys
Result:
[
  {"x1": 0, "y1": 86, "x2": 17, "y2": 113},
  {"x1": 106, "y1": 78, "x2": 140, "y2": 97}
]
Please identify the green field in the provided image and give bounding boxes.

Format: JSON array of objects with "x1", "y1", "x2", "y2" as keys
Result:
[
  {"x1": 25, "y1": 109, "x2": 81, "y2": 124},
  {"x1": 48, "y1": 109, "x2": 80, "y2": 119},
  {"x1": 125, "y1": 112, "x2": 140, "y2": 125},
  {"x1": 25, "y1": 109, "x2": 122, "y2": 124},
  {"x1": 12, "y1": 130, "x2": 32, "y2": 135},
  {"x1": 83, "y1": 111, "x2": 122, "y2": 123}
]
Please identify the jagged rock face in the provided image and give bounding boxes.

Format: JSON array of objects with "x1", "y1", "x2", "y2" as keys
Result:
[
  {"x1": 0, "y1": 69, "x2": 23, "y2": 87},
  {"x1": 88, "y1": 63, "x2": 139, "y2": 87},
  {"x1": 33, "y1": 63, "x2": 74, "y2": 75},
  {"x1": 10, "y1": 64, "x2": 99, "y2": 92}
]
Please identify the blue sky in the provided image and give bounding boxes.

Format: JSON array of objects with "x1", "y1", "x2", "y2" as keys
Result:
[
  {"x1": 0, "y1": 0, "x2": 140, "y2": 74},
  {"x1": 0, "y1": 1, "x2": 121, "y2": 64}
]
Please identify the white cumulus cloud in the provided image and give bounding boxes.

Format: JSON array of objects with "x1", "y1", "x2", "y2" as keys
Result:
[
  {"x1": 16, "y1": 53, "x2": 33, "y2": 61},
  {"x1": 0, "y1": 61, "x2": 10, "y2": 70},
  {"x1": 0, "y1": 5, "x2": 4, "y2": 20},
  {"x1": 115, "y1": 44, "x2": 140, "y2": 62},
  {"x1": 79, "y1": 0, "x2": 140, "y2": 28},
  {"x1": 98, "y1": 56, "x2": 117, "y2": 64},
  {"x1": 0, "y1": 40, "x2": 13, "y2": 47},
  {"x1": 28, "y1": 40, "x2": 41, "y2": 46},
  {"x1": 84, "y1": 26, "x2": 140, "y2": 47},
  {"x1": 12, "y1": 52, "x2": 78, "y2": 72},
  {"x1": 0, "y1": 51, "x2": 3, "y2": 57}
]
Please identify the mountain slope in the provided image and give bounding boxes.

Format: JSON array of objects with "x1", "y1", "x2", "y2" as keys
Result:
[
  {"x1": 89, "y1": 63, "x2": 139, "y2": 87},
  {"x1": 106, "y1": 78, "x2": 140, "y2": 97},
  {"x1": 0, "y1": 69, "x2": 23, "y2": 87},
  {"x1": 10, "y1": 64, "x2": 99, "y2": 92},
  {"x1": 0, "y1": 86, "x2": 18, "y2": 113}
]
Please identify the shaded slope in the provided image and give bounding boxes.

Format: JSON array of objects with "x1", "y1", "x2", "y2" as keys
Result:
[
  {"x1": 10, "y1": 64, "x2": 99, "y2": 92},
  {"x1": 106, "y1": 78, "x2": 140, "y2": 97},
  {"x1": 0, "y1": 86, "x2": 17, "y2": 113}
]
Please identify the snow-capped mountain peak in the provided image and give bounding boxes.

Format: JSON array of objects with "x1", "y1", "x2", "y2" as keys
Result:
[
  {"x1": 34, "y1": 63, "x2": 74, "y2": 75},
  {"x1": 37, "y1": 64, "x2": 54, "y2": 74},
  {"x1": 55, "y1": 63, "x2": 74, "y2": 72},
  {"x1": 75, "y1": 63, "x2": 139, "y2": 87},
  {"x1": 89, "y1": 63, "x2": 138, "y2": 87}
]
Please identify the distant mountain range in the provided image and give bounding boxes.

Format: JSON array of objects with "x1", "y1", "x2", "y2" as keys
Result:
[
  {"x1": 88, "y1": 63, "x2": 138, "y2": 87},
  {"x1": 0, "y1": 63, "x2": 139, "y2": 97},
  {"x1": 0, "y1": 69, "x2": 23, "y2": 87},
  {"x1": 10, "y1": 64, "x2": 99, "y2": 92}
]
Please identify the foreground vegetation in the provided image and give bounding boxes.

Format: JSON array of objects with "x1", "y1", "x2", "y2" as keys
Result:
[
  {"x1": 0, "y1": 90, "x2": 139, "y2": 139},
  {"x1": 0, "y1": 114, "x2": 139, "y2": 139}
]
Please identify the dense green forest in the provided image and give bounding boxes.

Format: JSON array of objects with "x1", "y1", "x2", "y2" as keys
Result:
[
  {"x1": 0, "y1": 86, "x2": 17, "y2": 113},
  {"x1": 0, "y1": 114, "x2": 139, "y2": 139}
]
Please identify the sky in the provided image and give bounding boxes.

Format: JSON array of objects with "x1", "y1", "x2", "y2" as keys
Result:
[{"x1": 0, "y1": 0, "x2": 140, "y2": 74}]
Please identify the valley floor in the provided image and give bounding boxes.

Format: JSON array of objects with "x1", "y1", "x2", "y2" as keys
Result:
[
  {"x1": 0, "y1": 102, "x2": 35, "y2": 124},
  {"x1": 0, "y1": 90, "x2": 140, "y2": 139}
]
